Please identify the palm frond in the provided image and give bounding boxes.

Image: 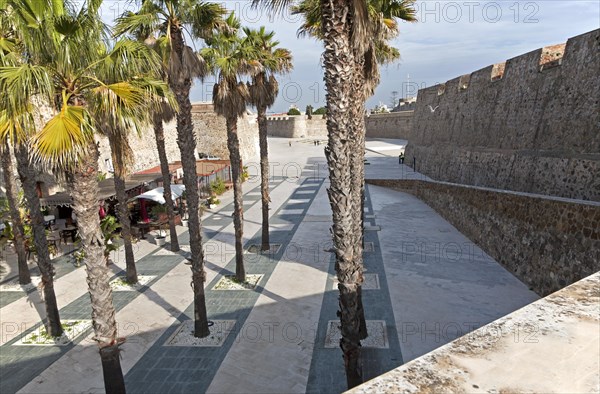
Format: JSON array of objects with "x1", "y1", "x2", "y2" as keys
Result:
[
  {"x1": 32, "y1": 100, "x2": 91, "y2": 167},
  {"x1": 0, "y1": 64, "x2": 53, "y2": 117}
]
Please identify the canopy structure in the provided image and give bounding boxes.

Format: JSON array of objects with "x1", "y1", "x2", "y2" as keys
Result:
[
  {"x1": 39, "y1": 173, "x2": 163, "y2": 208},
  {"x1": 131, "y1": 185, "x2": 185, "y2": 204}
]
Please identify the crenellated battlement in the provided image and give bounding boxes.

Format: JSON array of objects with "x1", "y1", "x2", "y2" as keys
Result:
[{"x1": 405, "y1": 29, "x2": 600, "y2": 201}]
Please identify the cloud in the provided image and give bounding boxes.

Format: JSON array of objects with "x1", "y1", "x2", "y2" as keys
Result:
[{"x1": 100, "y1": 0, "x2": 599, "y2": 112}]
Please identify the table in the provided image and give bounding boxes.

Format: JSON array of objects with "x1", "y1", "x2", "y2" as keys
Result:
[{"x1": 61, "y1": 226, "x2": 78, "y2": 243}]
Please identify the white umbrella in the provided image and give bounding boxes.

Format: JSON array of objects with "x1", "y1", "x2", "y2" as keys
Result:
[{"x1": 131, "y1": 185, "x2": 186, "y2": 204}]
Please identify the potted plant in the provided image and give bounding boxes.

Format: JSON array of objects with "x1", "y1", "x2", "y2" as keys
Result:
[
  {"x1": 207, "y1": 195, "x2": 220, "y2": 209},
  {"x1": 100, "y1": 215, "x2": 121, "y2": 264},
  {"x1": 150, "y1": 205, "x2": 168, "y2": 246}
]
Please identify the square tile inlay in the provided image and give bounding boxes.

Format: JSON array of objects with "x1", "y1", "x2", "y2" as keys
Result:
[
  {"x1": 246, "y1": 244, "x2": 282, "y2": 254},
  {"x1": 212, "y1": 274, "x2": 263, "y2": 290},
  {"x1": 110, "y1": 275, "x2": 156, "y2": 291},
  {"x1": 324, "y1": 320, "x2": 389, "y2": 348},
  {"x1": 15, "y1": 320, "x2": 92, "y2": 346},
  {"x1": 165, "y1": 320, "x2": 236, "y2": 347}
]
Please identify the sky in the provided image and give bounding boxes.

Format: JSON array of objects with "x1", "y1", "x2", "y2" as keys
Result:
[{"x1": 100, "y1": 0, "x2": 600, "y2": 113}]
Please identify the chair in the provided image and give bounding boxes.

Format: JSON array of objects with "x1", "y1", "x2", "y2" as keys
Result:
[{"x1": 55, "y1": 219, "x2": 66, "y2": 230}]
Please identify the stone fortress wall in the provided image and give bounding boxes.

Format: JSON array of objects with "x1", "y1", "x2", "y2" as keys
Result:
[
  {"x1": 404, "y1": 29, "x2": 600, "y2": 202},
  {"x1": 97, "y1": 102, "x2": 259, "y2": 175},
  {"x1": 364, "y1": 111, "x2": 413, "y2": 139},
  {"x1": 266, "y1": 112, "x2": 414, "y2": 140},
  {"x1": 266, "y1": 115, "x2": 328, "y2": 138}
]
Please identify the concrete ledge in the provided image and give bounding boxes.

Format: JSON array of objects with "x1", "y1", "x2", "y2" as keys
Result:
[{"x1": 347, "y1": 272, "x2": 600, "y2": 394}]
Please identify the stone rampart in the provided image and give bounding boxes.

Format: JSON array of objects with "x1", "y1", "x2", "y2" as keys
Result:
[
  {"x1": 404, "y1": 29, "x2": 600, "y2": 201},
  {"x1": 266, "y1": 115, "x2": 327, "y2": 138},
  {"x1": 97, "y1": 102, "x2": 259, "y2": 175},
  {"x1": 267, "y1": 112, "x2": 415, "y2": 140},
  {"x1": 368, "y1": 179, "x2": 600, "y2": 296},
  {"x1": 365, "y1": 111, "x2": 414, "y2": 139}
]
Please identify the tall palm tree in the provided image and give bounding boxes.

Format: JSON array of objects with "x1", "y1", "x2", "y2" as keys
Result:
[
  {"x1": 152, "y1": 99, "x2": 180, "y2": 252},
  {"x1": 0, "y1": 141, "x2": 30, "y2": 285},
  {"x1": 143, "y1": 36, "x2": 181, "y2": 252},
  {"x1": 1, "y1": 2, "x2": 169, "y2": 389},
  {"x1": 244, "y1": 27, "x2": 292, "y2": 252},
  {"x1": 106, "y1": 124, "x2": 138, "y2": 283},
  {"x1": 255, "y1": 0, "x2": 415, "y2": 387},
  {"x1": 114, "y1": 0, "x2": 226, "y2": 338},
  {"x1": 0, "y1": 0, "x2": 65, "y2": 337},
  {"x1": 202, "y1": 14, "x2": 259, "y2": 283}
]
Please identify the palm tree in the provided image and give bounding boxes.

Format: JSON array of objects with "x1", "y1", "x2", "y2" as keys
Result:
[
  {"x1": 143, "y1": 36, "x2": 181, "y2": 252},
  {"x1": 0, "y1": 142, "x2": 30, "y2": 285},
  {"x1": 106, "y1": 125, "x2": 138, "y2": 283},
  {"x1": 244, "y1": 27, "x2": 292, "y2": 252},
  {"x1": 114, "y1": 0, "x2": 226, "y2": 338},
  {"x1": 152, "y1": 100, "x2": 180, "y2": 252},
  {"x1": 0, "y1": 0, "x2": 65, "y2": 337},
  {"x1": 202, "y1": 14, "x2": 259, "y2": 283},
  {"x1": 255, "y1": 0, "x2": 415, "y2": 387}
]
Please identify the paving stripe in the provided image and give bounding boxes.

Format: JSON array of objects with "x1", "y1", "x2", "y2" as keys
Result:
[{"x1": 124, "y1": 175, "x2": 325, "y2": 393}]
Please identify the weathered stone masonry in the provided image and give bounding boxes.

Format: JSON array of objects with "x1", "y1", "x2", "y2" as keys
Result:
[
  {"x1": 266, "y1": 115, "x2": 328, "y2": 138},
  {"x1": 405, "y1": 29, "x2": 600, "y2": 201},
  {"x1": 97, "y1": 103, "x2": 259, "y2": 175},
  {"x1": 368, "y1": 179, "x2": 600, "y2": 297},
  {"x1": 266, "y1": 111, "x2": 415, "y2": 140}
]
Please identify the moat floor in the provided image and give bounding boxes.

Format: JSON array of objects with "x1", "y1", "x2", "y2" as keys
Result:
[{"x1": 0, "y1": 138, "x2": 538, "y2": 393}]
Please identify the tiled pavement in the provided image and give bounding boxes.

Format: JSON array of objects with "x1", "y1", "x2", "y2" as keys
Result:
[
  {"x1": 125, "y1": 177, "x2": 325, "y2": 393},
  {"x1": 306, "y1": 187, "x2": 403, "y2": 394},
  {"x1": 1, "y1": 138, "x2": 542, "y2": 393}
]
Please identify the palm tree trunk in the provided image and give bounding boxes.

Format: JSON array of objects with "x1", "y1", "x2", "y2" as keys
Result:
[
  {"x1": 153, "y1": 113, "x2": 179, "y2": 252},
  {"x1": 226, "y1": 117, "x2": 245, "y2": 282},
  {"x1": 72, "y1": 140, "x2": 125, "y2": 393},
  {"x1": 112, "y1": 175, "x2": 137, "y2": 283},
  {"x1": 14, "y1": 144, "x2": 63, "y2": 337},
  {"x1": 321, "y1": 0, "x2": 363, "y2": 387},
  {"x1": 350, "y1": 63, "x2": 368, "y2": 341},
  {"x1": 257, "y1": 104, "x2": 270, "y2": 251},
  {"x1": 108, "y1": 139, "x2": 137, "y2": 284},
  {"x1": 170, "y1": 26, "x2": 210, "y2": 338},
  {"x1": 1, "y1": 143, "x2": 30, "y2": 285}
]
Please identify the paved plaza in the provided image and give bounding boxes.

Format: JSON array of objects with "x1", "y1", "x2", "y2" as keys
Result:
[{"x1": 0, "y1": 138, "x2": 539, "y2": 393}]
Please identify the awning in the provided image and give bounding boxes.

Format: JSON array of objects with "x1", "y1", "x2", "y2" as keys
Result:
[
  {"x1": 39, "y1": 192, "x2": 73, "y2": 208},
  {"x1": 130, "y1": 185, "x2": 186, "y2": 204},
  {"x1": 40, "y1": 173, "x2": 164, "y2": 208}
]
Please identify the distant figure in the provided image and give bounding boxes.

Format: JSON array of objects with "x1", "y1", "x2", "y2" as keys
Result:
[
  {"x1": 399, "y1": 153, "x2": 404, "y2": 164},
  {"x1": 289, "y1": 140, "x2": 292, "y2": 147}
]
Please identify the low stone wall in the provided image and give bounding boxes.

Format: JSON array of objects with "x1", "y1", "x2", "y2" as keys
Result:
[
  {"x1": 365, "y1": 111, "x2": 414, "y2": 139},
  {"x1": 367, "y1": 179, "x2": 600, "y2": 296}
]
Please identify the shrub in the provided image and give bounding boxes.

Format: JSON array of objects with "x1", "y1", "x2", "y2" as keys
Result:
[
  {"x1": 241, "y1": 166, "x2": 249, "y2": 182},
  {"x1": 313, "y1": 107, "x2": 327, "y2": 115},
  {"x1": 287, "y1": 108, "x2": 301, "y2": 116},
  {"x1": 207, "y1": 195, "x2": 220, "y2": 206},
  {"x1": 210, "y1": 177, "x2": 226, "y2": 196}
]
